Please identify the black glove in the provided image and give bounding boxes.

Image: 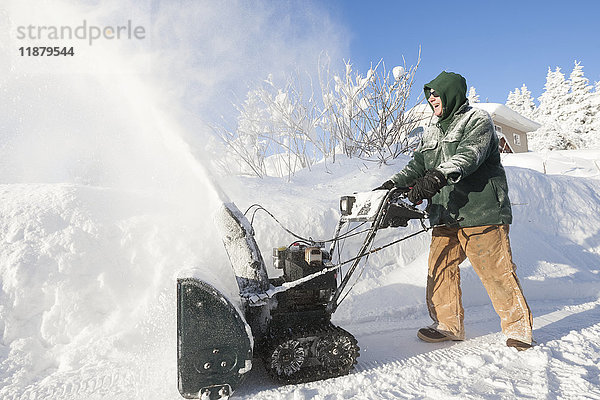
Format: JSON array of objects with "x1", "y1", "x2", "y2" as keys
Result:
[
  {"x1": 407, "y1": 169, "x2": 447, "y2": 204},
  {"x1": 373, "y1": 180, "x2": 395, "y2": 191}
]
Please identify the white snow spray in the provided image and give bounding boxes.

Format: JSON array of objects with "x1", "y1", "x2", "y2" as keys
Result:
[{"x1": 0, "y1": 0, "x2": 348, "y2": 398}]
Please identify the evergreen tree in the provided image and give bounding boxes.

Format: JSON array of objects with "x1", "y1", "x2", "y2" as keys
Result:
[
  {"x1": 467, "y1": 86, "x2": 480, "y2": 103},
  {"x1": 506, "y1": 85, "x2": 536, "y2": 120},
  {"x1": 536, "y1": 67, "x2": 570, "y2": 123},
  {"x1": 506, "y1": 87, "x2": 521, "y2": 111},
  {"x1": 529, "y1": 121, "x2": 568, "y2": 151},
  {"x1": 531, "y1": 67, "x2": 572, "y2": 150},
  {"x1": 590, "y1": 81, "x2": 600, "y2": 148},
  {"x1": 517, "y1": 62, "x2": 600, "y2": 151},
  {"x1": 565, "y1": 61, "x2": 595, "y2": 148},
  {"x1": 568, "y1": 61, "x2": 592, "y2": 105},
  {"x1": 518, "y1": 84, "x2": 536, "y2": 120}
]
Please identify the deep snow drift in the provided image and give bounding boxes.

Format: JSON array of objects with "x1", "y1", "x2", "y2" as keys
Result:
[{"x1": 1, "y1": 150, "x2": 600, "y2": 399}]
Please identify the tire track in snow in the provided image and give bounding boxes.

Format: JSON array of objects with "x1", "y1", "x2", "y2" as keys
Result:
[
  {"x1": 543, "y1": 323, "x2": 600, "y2": 399},
  {"x1": 347, "y1": 334, "x2": 549, "y2": 399},
  {"x1": 352, "y1": 300, "x2": 600, "y2": 399},
  {"x1": 1, "y1": 364, "x2": 140, "y2": 400}
]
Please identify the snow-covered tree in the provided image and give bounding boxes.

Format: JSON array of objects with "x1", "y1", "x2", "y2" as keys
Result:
[
  {"x1": 506, "y1": 85, "x2": 536, "y2": 120},
  {"x1": 319, "y1": 58, "x2": 422, "y2": 163},
  {"x1": 535, "y1": 67, "x2": 570, "y2": 123},
  {"x1": 589, "y1": 80, "x2": 600, "y2": 148},
  {"x1": 564, "y1": 61, "x2": 597, "y2": 147},
  {"x1": 528, "y1": 120, "x2": 582, "y2": 151},
  {"x1": 529, "y1": 67, "x2": 574, "y2": 150},
  {"x1": 214, "y1": 54, "x2": 422, "y2": 178},
  {"x1": 567, "y1": 61, "x2": 593, "y2": 104},
  {"x1": 506, "y1": 88, "x2": 521, "y2": 111},
  {"x1": 212, "y1": 72, "x2": 323, "y2": 179},
  {"x1": 512, "y1": 62, "x2": 599, "y2": 151},
  {"x1": 517, "y1": 84, "x2": 536, "y2": 119},
  {"x1": 213, "y1": 87, "x2": 269, "y2": 177},
  {"x1": 467, "y1": 86, "x2": 480, "y2": 103}
]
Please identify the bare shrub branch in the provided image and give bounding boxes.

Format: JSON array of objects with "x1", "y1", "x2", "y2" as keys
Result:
[{"x1": 214, "y1": 51, "x2": 423, "y2": 178}]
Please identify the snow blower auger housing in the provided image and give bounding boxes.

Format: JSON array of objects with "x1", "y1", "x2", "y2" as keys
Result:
[{"x1": 177, "y1": 188, "x2": 427, "y2": 399}]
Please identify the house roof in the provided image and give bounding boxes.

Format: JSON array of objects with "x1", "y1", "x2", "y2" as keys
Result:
[
  {"x1": 472, "y1": 103, "x2": 541, "y2": 132},
  {"x1": 410, "y1": 102, "x2": 541, "y2": 133}
]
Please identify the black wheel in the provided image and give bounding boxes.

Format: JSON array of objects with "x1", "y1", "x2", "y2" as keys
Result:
[
  {"x1": 316, "y1": 330, "x2": 358, "y2": 371},
  {"x1": 268, "y1": 339, "x2": 306, "y2": 379}
]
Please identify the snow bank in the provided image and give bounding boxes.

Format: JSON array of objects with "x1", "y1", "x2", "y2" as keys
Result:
[{"x1": 0, "y1": 183, "x2": 238, "y2": 399}]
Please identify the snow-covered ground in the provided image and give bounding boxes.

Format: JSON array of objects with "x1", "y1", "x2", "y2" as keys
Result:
[{"x1": 1, "y1": 150, "x2": 599, "y2": 399}]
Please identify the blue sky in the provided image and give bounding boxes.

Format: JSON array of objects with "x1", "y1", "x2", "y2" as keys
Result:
[{"x1": 318, "y1": 0, "x2": 600, "y2": 104}]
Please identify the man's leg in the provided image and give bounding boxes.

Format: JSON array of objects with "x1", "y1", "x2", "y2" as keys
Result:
[
  {"x1": 424, "y1": 226, "x2": 467, "y2": 340},
  {"x1": 459, "y1": 225, "x2": 533, "y2": 344}
]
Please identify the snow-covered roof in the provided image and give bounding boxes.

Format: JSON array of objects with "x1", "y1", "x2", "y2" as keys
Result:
[
  {"x1": 472, "y1": 103, "x2": 541, "y2": 132},
  {"x1": 410, "y1": 102, "x2": 541, "y2": 132}
]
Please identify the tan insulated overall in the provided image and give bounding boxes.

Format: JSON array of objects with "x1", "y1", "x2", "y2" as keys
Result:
[{"x1": 426, "y1": 224, "x2": 533, "y2": 343}]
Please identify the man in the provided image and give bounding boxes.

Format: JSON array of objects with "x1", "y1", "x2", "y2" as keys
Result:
[{"x1": 375, "y1": 71, "x2": 533, "y2": 350}]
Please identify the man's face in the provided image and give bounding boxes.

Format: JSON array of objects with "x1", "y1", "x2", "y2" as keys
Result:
[{"x1": 428, "y1": 89, "x2": 443, "y2": 117}]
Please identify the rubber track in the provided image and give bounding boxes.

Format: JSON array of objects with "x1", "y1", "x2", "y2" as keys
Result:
[{"x1": 261, "y1": 323, "x2": 360, "y2": 384}]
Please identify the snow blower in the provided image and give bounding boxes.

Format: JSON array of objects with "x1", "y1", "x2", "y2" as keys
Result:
[{"x1": 177, "y1": 188, "x2": 427, "y2": 399}]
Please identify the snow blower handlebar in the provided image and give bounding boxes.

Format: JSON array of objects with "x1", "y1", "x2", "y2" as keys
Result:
[{"x1": 327, "y1": 188, "x2": 427, "y2": 313}]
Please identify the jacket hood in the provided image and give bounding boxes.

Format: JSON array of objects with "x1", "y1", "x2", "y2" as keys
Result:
[{"x1": 424, "y1": 71, "x2": 467, "y2": 130}]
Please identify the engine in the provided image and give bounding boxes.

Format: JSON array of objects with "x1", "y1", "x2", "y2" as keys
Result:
[{"x1": 270, "y1": 244, "x2": 336, "y2": 321}]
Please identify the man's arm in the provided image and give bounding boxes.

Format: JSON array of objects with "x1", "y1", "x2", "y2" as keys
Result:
[
  {"x1": 436, "y1": 113, "x2": 494, "y2": 183},
  {"x1": 389, "y1": 150, "x2": 426, "y2": 188}
]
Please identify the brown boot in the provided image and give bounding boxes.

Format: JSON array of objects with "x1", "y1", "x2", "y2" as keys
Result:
[
  {"x1": 417, "y1": 327, "x2": 461, "y2": 343},
  {"x1": 506, "y1": 338, "x2": 532, "y2": 351}
]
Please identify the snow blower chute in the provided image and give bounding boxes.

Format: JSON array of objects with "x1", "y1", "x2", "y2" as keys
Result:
[{"x1": 177, "y1": 188, "x2": 427, "y2": 399}]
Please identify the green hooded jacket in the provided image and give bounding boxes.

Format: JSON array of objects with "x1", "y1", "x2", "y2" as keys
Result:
[{"x1": 390, "y1": 71, "x2": 513, "y2": 228}]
